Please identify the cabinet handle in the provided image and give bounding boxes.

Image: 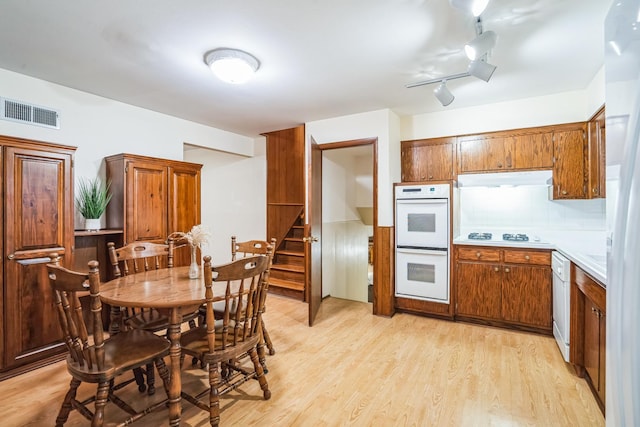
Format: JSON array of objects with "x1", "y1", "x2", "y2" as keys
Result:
[
  {"x1": 7, "y1": 253, "x2": 14, "y2": 260},
  {"x1": 476, "y1": 252, "x2": 481, "y2": 258},
  {"x1": 497, "y1": 162, "x2": 503, "y2": 168},
  {"x1": 504, "y1": 267, "x2": 510, "y2": 273},
  {"x1": 494, "y1": 267, "x2": 500, "y2": 272},
  {"x1": 524, "y1": 255, "x2": 530, "y2": 260}
]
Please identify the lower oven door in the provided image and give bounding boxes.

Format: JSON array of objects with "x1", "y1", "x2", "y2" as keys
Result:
[{"x1": 395, "y1": 247, "x2": 449, "y2": 303}]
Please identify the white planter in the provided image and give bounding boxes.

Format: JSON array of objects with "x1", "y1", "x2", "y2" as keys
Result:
[{"x1": 84, "y1": 218, "x2": 101, "y2": 231}]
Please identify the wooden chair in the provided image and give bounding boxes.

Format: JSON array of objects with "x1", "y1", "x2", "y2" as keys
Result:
[
  {"x1": 180, "y1": 255, "x2": 271, "y2": 427},
  {"x1": 107, "y1": 240, "x2": 199, "y2": 394},
  {"x1": 46, "y1": 254, "x2": 171, "y2": 427},
  {"x1": 231, "y1": 236, "x2": 277, "y2": 359}
]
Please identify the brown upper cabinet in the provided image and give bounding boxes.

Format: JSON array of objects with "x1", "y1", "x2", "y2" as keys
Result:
[
  {"x1": 401, "y1": 137, "x2": 454, "y2": 182},
  {"x1": 551, "y1": 123, "x2": 588, "y2": 199},
  {"x1": 457, "y1": 129, "x2": 553, "y2": 173},
  {"x1": 105, "y1": 153, "x2": 202, "y2": 266},
  {"x1": 588, "y1": 106, "x2": 606, "y2": 198}
]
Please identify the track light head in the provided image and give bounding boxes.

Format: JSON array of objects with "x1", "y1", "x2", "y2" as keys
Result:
[
  {"x1": 464, "y1": 30, "x2": 497, "y2": 60},
  {"x1": 468, "y1": 60, "x2": 496, "y2": 82},
  {"x1": 434, "y1": 81, "x2": 455, "y2": 106}
]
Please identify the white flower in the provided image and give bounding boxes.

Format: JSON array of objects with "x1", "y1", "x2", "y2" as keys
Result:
[{"x1": 168, "y1": 224, "x2": 211, "y2": 248}]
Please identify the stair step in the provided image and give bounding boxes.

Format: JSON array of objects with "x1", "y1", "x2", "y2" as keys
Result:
[
  {"x1": 269, "y1": 277, "x2": 304, "y2": 291},
  {"x1": 271, "y1": 263, "x2": 304, "y2": 273},
  {"x1": 276, "y1": 250, "x2": 304, "y2": 257}
]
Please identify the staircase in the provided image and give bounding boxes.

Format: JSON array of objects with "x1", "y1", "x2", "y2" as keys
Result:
[{"x1": 269, "y1": 217, "x2": 306, "y2": 300}]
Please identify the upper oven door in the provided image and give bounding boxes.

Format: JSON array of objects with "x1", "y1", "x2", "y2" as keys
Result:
[{"x1": 396, "y1": 198, "x2": 449, "y2": 249}]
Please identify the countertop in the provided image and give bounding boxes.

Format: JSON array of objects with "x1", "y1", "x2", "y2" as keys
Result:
[{"x1": 453, "y1": 234, "x2": 606, "y2": 286}]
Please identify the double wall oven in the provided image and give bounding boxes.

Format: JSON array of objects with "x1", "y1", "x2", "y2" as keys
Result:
[{"x1": 395, "y1": 183, "x2": 450, "y2": 303}]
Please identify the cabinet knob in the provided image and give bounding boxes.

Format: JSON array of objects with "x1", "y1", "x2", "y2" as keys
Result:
[
  {"x1": 593, "y1": 188, "x2": 598, "y2": 194},
  {"x1": 562, "y1": 190, "x2": 568, "y2": 195},
  {"x1": 421, "y1": 176, "x2": 426, "y2": 180},
  {"x1": 494, "y1": 267, "x2": 499, "y2": 272},
  {"x1": 428, "y1": 175, "x2": 433, "y2": 179},
  {"x1": 525, "y1": 255, "x2": 530, "y2": 260},
  {"x1": 476, "y1": 252, "x2": 481, "y2": 258},
  {"x1": 7, "y1": 253, "x2": 14, "y2": 260},
  {"x1": 504, "y1": 267, "x2": 510, "y2": 273},
  {"x1": 497, "y1": 162, "x2": 503, "y2": 168}
]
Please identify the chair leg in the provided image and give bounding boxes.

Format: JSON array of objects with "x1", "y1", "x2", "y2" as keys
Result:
[
  {"x1": 146, "y1": 362, "x2": 156, "y2": 395},
  {"x1": 56, "y1": 378, "x2": 81, "y2": 427},
  {"x1": 133, "y1": 367, "x2": 147, "y2": 392},
  {"x1": 208, "y1": 362, "x2": 221, "y2": 427},
  {"x1": 248, "y1": 347, "x2": 271, "y2": 400},
  {"x1": 154, "y1": 357, "x2": 171, "y2": 395},
  {"x1": 94, "y1": 381, "x2": 110, "y2": 426},
  {"x1": 262, "y1": 322, "x2": 276, "y2": 355}
]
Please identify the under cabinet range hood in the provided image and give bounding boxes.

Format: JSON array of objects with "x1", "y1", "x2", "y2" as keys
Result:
[{"x1": 457, "y1": 170, "x2": 552, "y2": 187}]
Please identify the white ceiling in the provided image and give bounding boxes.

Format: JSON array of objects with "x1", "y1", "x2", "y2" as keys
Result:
[{"x1": 0, "y1": 0, "x2": 612, "y2": 138}]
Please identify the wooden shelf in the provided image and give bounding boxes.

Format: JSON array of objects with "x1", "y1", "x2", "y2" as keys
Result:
[{"x1": 74, "y1": 229, "x2": 124, "y2": 237}]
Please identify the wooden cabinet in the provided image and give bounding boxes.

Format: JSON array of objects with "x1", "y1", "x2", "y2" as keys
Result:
[
  {"x1": 551, "y1": 123, "x2": 588, "y2": 199},
  {"x1": 570, "y1": 264, "x2": 606, "y2": 412},
  {"x1": 401, "y1": 137, "x2": 453, "y2": 182},
  {"x1": 588, "y1": 106, "x2": 606, "y2": 198},
  {"x1": 455, "y1": 246, "x2": 552, "y2": 332},
  {"x1": 105, "y1": 154, "x2": 202, "y2": 266},
  {"x1": 458, "y1": 134, "x2": 514, "y2": 173},
  {"x1": 0, "y1": 135, "x2": 75, "y2": 378},
  {"x1": 457, "y1": 129, "x2": 553, "y2": 174}
]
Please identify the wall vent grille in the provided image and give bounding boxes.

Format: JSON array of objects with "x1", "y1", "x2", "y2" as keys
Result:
[{"x1": 0, "y1": 97, "x2": 60, "y2": 129}]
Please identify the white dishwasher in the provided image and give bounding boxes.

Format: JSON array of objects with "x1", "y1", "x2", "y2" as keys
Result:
[{"x1": 552, "y1": 251, "x2": 571, "y2": 362}]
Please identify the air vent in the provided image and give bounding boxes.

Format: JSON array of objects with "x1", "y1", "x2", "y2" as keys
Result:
[{"x1": 0, "y1": 97, "x2": 60, "y2": 129}]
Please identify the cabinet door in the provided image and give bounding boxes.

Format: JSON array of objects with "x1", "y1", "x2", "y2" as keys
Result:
[
  {"x1": 458, "y1": 136, "x2": 514, "y2": 173},
  {"x1": 168, "y1": 164, "x2": 201, "y2": 266},
  {"x1": 511, "y1": 132, "x2": 553, "y2": 169},
  {"x1": 456, "y1": 262, "x2": 501, "y2": 319},
  {"x1": 588, "y1": 107, "x2": 606, "y2": 198},
  {"x1": 598, "y1": 311, "x2": 606, "y2": 404},
  {"x1": 424, "y1": 143, "x2": 453, "y2": 181},
  {"x1": 583, "y1": 300, "x2": 601, "y2": 392},
  {"x1": 400, "y1": 143, "x2": 426, "y2": 182},
  {"x1": 125, "y1": 160, "x2": 168, "y2": 243},
  {"x1": 3, "y1": 146, "x2": 73, "y2": 369},
  {"x1": 501, "y1": 265, "x2": 552, "y2": 328},
  {"x1": 553, "y1": 127, "x2": 587, "y2": 199},
  {"x1": 401, "y1": 139, "x2": 453, "y2": 182}
]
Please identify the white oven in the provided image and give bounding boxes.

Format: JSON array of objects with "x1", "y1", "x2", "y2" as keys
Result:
[
  {"x1": 395, "y1": 183, "x2": 450, "y2": 302},
  {"x1": 395, "y1": 247, "x2": 449, "y2": 302}
]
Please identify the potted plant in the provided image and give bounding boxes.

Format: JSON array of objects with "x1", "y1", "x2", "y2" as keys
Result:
[{"x1": 75, "y1": 177, "x2": 112, "y2": 231}]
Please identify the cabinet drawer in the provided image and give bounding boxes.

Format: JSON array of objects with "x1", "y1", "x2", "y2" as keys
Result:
[
  {"x1": 457, "y1": 247, "x2": 500, "y2": 262},
  {"x1": 504, "y1": 250, "x2": 550, "y2": 266},
  {"x1": 574, "y1": 266, "x2": 606, "y2": 311}
]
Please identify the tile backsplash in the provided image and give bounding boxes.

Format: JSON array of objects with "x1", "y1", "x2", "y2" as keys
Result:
[{"x1": 459, "y1": 185, "x2": 606, "y2": 231}]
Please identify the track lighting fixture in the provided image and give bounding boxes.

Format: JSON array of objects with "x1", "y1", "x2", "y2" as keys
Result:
[
  {"x1": 464, "y1": 30, "x2": 497, "y2": 61},
  {"x1": 434, "y1": 81, "x2": 455, "y2": 106},
  {"x1": 468, "y1": 59, "x2": 496, "y2": 82}
]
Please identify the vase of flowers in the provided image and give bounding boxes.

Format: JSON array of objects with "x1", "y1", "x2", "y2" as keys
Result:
[{"x1": 168, "y1": 224, "x2": 211, "y2": 279}]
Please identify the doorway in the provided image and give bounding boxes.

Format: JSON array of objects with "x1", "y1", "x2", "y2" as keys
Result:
[{"x1": 318, "y1": 139, "x2": 376, "y2": 306}]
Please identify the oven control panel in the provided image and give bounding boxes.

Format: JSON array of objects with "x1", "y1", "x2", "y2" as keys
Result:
[{"x1": 395, "y1": 183, "x2": 450, "y2": 199}]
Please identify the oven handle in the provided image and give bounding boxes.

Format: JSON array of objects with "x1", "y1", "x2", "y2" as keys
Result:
[
  {"x1": 396, "y1": 198, "x2": 448, "y2": 204},
  {"x1": 396, "y1": 247, "x2": 448, "y2": 255}
]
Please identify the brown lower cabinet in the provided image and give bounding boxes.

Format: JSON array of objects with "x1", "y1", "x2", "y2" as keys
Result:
[
  {"x1": 570, "y1": 264, "x2": 606, "y2": 413},
  {"x1": 455, "y1": 245, "x2": 552, "y2": 333}
]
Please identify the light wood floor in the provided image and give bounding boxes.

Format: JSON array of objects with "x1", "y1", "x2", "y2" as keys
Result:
[{"x1": 1, "y1": 295, "x2": 604, "y2": 426}]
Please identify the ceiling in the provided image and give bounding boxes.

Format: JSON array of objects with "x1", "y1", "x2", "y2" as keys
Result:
[{"x1": 0, "y1": 0, "x2": 612, "y2": 138}]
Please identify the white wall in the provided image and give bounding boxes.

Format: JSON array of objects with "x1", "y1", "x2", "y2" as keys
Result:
[
  {"x1": 0, "y1": 68, "x2": 256, "y2": 229},
  {"x1": 183, "y1": 140, "x2": 266, "y2": 266},
  {"x1": 306, "y1": 108, "x2": 401, "y2": 227}
]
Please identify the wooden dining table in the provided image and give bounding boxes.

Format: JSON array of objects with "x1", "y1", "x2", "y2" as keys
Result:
[{"x1": 100, "y1": 266, "x2": 208, "y2": 427}]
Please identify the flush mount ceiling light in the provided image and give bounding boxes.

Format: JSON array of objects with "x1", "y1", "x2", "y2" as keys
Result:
[
  {"x1": 464, "y1": 30, "x2": 497, "y2": 60},
  {"x1": 468, "y1": 59, "x2": 496, "y2": 82},
  {"x1": 204, "y1": 48, "x2": 260, "y2": 84},
  {"x1": 449, "y1": 0, "x2": 490, "y2": 17},
  {"x1": 434, "y1": 81, "x2": 455, "y2": 106}
]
